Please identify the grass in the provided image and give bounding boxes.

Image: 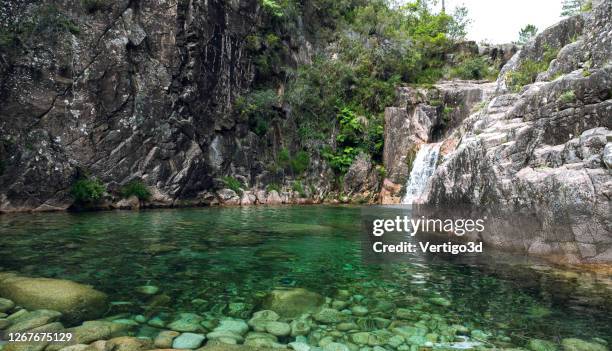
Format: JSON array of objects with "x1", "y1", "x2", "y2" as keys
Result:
[
  {"x1": 121, "y1": 180, "x2": 151, "y2": 201},
  {"x1": 505, "y1": 47, "x2": 559, "y2": 92},
  {"x1": 222, "y1": 176, "x2": 244, "y2": 195},
  {"x1": 558, "y1": 90, "x2": 576, "y2": 104}
]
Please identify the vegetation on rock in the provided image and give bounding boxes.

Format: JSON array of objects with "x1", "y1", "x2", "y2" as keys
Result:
[
  {"x1": 70, "y1": 178, "x2": 106, "y2": 204},
  {"x1": 121, "y1": 180, "x2": 152, "y2": 201}
]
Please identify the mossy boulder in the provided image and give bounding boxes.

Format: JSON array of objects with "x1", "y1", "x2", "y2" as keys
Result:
[
  {"x1": 261, "y1": 288, "x2": 324, "y2": 319},
  {"x1": 0, "y1": 277, "x2": 107, "y2": 324},
  {"x1": 562, "y1": 339, "x2": 607, "y2": 351}
]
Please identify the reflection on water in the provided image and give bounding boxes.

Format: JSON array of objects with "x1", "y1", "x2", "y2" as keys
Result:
[{"x1": 0, "y1": 206, "x2": 610, "y2": 346}]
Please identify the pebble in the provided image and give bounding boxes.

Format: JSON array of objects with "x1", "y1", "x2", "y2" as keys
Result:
[
  {"x1": 206, "y1": 330, "x2": 244, "y2": 343},
  {"x1": 429, "y1": 297, "x2": 451, "y2": 307},
  {"x1": 135, "y1": 285, "x2": 159, "y2": 295},
  {"x1": 147, "y1": 316, "x2": 166, "y2": 328},
  {"x1": 324, "y1": 342, "x2": 350, "y2": 351},
  {"x1": 351, "y1": 306, "x2": 368, "y2": 316},
  {"x1": 290, "y1": 341, "x2": 312, "y2": 351},
  {"x1": 0, "y1": 298, "x2": 15, "y2": 313},
  {"x1": 154, "y1": 330, "x2": 179, "y2": 349},
  {"x1": 215, "y1": 319, "x2": 249, "y2": 335},
  {"x1": 290, "y1": 318, "x2": 312, "y2": 337},
  {"x1": 265, "y1": 321, "x2": 291, "y2": 336},
  {"x1": 0, "y1": 319, "x2": 11, "y2": 329},
  {"x1": 172, "y1": 332, "x2": 206, "y2": 349},
  {"x1": 336, "y1": 322, "x2": 358, "y2": 331},
  {"x1": 313, "y1": 308, "x2": 344, "y2": 324}
]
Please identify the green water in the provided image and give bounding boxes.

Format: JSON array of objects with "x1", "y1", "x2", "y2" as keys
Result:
[{"x1": 0, "y1": 206, "x2": 610, "y2": 348}]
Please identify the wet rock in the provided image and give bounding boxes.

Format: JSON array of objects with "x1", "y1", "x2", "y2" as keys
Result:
[
  {"x1": 261, "y1": 288, "x2": 325, "y2": 319},
  {"x1": 336, "y1": 322, "x2": 358, "y2": 332},
  {"x1": 0, "y1": 318, "x2": 11, "y2": 329},
  {"x1": 393, "y1": 309, "x2": 413, "y2": 320},
  {"x1": 264, "y1": 321, "x2": 291, "y2": 337},
  {"x1": 136, "y1": 286, "x2": 160, "y2": 295},
  {"x1": 106, "y1": 337, "x2": 153, "y2": 351},
  {"x1": 529, "y1": 339, "x2": 558, "y2": 351},
  {"x1": 5, "y1": 309, "x2": 62, "y2": 333},
  {"x1": 154, "y1": 330, "x2": 180, "y2": 349},
  {"x1": 57, "y1": 345, "x2": 90, "y2": 351},
  {"x1": 0, "y1": 298, "x2": 15, "y2": 312},
  {"x1": 214, "y1": 319, "x2": 249, "y2": 336},
  {"x1": 148, "y1": 316, "x2": 166, "y2": 328},
  {"x1": 429, "y1": 297, "x2": 451, "y2": 307},
  {"x1": 350, "y1": 306, "x2": 368, "y2": 317},
  {"x1": 206, "y1": 330, "x2": 244, "y2": 344},
  {"x1": 289, "y1": 342, "x2": 311, "y2": 351},
  {"x1": 561, "y1": 339, "x2": 607, "y2": 351},
  {"x1": 173, "y1": 333, "x2": 206, "y2": 349},
  {"x1": 313, "y1": 308, "x2": 345, "y2": 324},
  {"x1": 0, "y1": 277, "x2": 107, "y2": 324},
  {"x1": 248, "y1": 310, "x2": 279, "y2": 332},
  {"x1": 323, "y1": 343, "x2": 350, "y2": 351},
  {"x1": 290, "y1": 318, "x2": 312, "y2": 337},
  {"x1": 168, "y1": 313, "x2": 204, "y2": 332}
]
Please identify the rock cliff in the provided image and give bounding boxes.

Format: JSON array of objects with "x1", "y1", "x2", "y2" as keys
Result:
[
  {"x1": 424, "y1": 2, "x2": 611, "y2": 264},
  {"x1": 0, "y1": 0, "x2": 335, "y2": 211}
]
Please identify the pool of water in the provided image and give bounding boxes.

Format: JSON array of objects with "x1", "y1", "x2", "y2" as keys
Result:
[{"x1": 0, "y1": 206, "x2": 610, "y2": 348}]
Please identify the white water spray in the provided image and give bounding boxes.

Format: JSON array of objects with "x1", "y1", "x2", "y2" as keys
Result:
[{"x1": 401, "y1": 143, "x2": 442, "y2": 204}]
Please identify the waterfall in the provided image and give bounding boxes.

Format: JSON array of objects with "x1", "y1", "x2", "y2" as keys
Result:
[{"x1": 401, "y1": 143, "x2": 442, "y2": 204}]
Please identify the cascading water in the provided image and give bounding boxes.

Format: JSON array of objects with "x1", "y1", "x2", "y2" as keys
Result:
[{"x1": 401, "y1": 143, "x2": 442, "y2": 204}]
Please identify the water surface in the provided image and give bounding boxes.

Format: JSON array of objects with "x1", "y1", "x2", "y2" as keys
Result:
[{"x1": 0, "y1": 206, "x2": 610, "y2": 347}]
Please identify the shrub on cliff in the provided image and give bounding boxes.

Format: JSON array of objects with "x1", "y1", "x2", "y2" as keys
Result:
[
  {"x1": 71, "y1": 178, "x2": 106, "y2": 204},
  {"x1": 121, "y1": 180, "x2": 151, "y2": 201}
]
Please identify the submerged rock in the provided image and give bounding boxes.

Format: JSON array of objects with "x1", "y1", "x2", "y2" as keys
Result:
[
  {"x1": 313, "y1": 308, "x2": 345, "y2": 324},
  {"x1": 529, "y1": 339, "x2": 559, "y2": 351},
  {"x1": 264, "y1": 321, "x2": 291, "y2": 337},
  {"x1": 261, "y1": 288, "x2": 325, "y2": 318},
  {"x1": 5, "y1": 309, "x2": 62, "y2": 333},
  {"x1": 154, "y1": 330, "x2": 180, "y2": 348},
  {"x1": 0, "y1": 277, "x2": 107, "y2": 324},
  {"x1": 562, "y1": 339, "x2": 607, "y2": 351},
  {"x1": 0, "y1": 298, "x2": 15, "y2": 313},
  {"x1": 173, "y1": 332, "x2": 206, "y2": 349}
]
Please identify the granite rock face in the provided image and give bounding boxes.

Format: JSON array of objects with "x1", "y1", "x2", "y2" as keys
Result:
[
  {"x1": 426, "y1": 2, "x2": 612, "y2": 264},
  {"x1": 0, "y1": 0, "x2": 328, "y2": 211}
]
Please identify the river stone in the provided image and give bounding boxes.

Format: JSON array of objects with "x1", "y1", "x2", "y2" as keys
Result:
[
  {"x1": 350, "y1": 332, "x2": 372, "y2": 346},
  {"x1": 0, "y1": 298, "x2": 15, "y2": 312},
  {"x1": 337, "y1": 322, "x2": 358, "y2": 332},
  {"x1": 429, "y1": 297, "x2": 451, "y2": 307},
  {"x1": 351, "y1": 306, "x2": 368, "y2": 317},
  {"x1": 57, "y1": 345, "x2": 90, "y2": 351},
  {"x1": 215, "y1": 319, "x2": 249, "y2": 335},
  {"x1": 154, "y1": 330, "x2": 180, "y2": 348},
  {"x1": 562, "y1": 339, "x2": 607, "y2": 351},
  {"x1": 388, "y1": 335, "x2": 405, "y2": 348},
  {"x1": 313, "y1": 308, "x2": 345, "y2": 324},
  {"x1": 106, "y1": 337, "x2": 152, "y2": 351},
  {"x1": 290, "y1": 318, "x2": 312, "y2": 336},
  {"x1": 265, "y1": 321, "x2": 291, "y2": 336},
  {"x1": 324, "y1": 343, "x2": 350, "y2": 351},
  {"x1": 5, "y1": 309, "x2": 62, "y2": 333},
  {"x1": 290, "y1": 342, "x2": 311, "y2": 351},
  {"x1": 135, "y1": 285, "x2": 159, "y2": 295},
  {"x1": 168, "y1": 313, "x2": 204, "y2": 332},
  {"x1": 248, "y1": 310, "x2": 280, "y2": 332},
  {"x1": 0, "y1": 277, "x2": 107, "y2": 324},
  {"x1": 332, "y1": 301, "x2": 349, "y2": 310},
  {"x1": 0, "y1": 318, "x2": 11, "y2": 329},
  {"x1": 529, "y1": 339, "x2": 558, "y2": 351},
  {"x1": 147, "y1": 316, "x2": 166, "y2": 328},
  {"x1": 173, "y1": 333, "x2": 206, "y2": 349},
  {"x1": 207, "y1": 330, "x2": 245, "y2": 343},
  {"x1": 392, "y1": 326, "x2": 427, "y2": 339},
  {"x1": 261, "y1": 288, "x2": 325, "y2": 319}
]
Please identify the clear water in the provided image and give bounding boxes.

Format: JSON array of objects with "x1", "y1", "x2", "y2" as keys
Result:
[
  {"x1": 402, "y1": 143, "x2": 441, "y2": 205},
  {"x1": 0, "y1": 206, "x2": 610, "y2": 347}
]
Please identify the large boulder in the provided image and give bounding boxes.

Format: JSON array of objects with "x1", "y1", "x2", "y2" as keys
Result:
[
  {"x1": 0, "y1": 277, "x2": 108, "y2": 324},
  {"x1": 260, "y1": 288, "x2": 324, "y2": 319},
  {"x1": 343, "y1": 153, "x2": 379, "y2": 198}
]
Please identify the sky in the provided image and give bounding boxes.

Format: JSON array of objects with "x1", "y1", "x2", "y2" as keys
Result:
[{"x1": 443, "y1": 0, "x2": 564, "y2": 44}]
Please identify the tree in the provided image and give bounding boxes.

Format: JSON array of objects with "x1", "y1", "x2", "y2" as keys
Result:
[
  {"x1": 561, "y1": 0, "x2": 591, "y2": 16},
  {"x1": 517, "y1": 24, "x2": 538, "y2": 45}
]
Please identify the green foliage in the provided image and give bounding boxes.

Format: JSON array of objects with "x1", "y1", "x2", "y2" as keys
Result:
[
  {"x1": 121, "y1": 180, "x2": 151, "y2": 201},
  {"x1": 450, "y1": 55, "x2": 495, "y2": 80},
  {"x1": 292, "y1": 180, "x2": 306, "y2": 197},
  {"x1": 558, "y1": 90, "x2": 576, "y2": 103},
  {"x1": 582, "y1": 69, "x2": 591, "y2": 77},
  {"x1": 222, "y1": 176, "x2": 244, "y2": 194},
  {"x1": 235, "y1": 89, "x2": 279, "y2": 136},
  {"x1": 561, "y1": 0, "x2": 591, "y2": 16},
  {"x1": 81, "y1": 0, "x2": 111, "y2": 13},
  {"x1": 266, "y1": 183, "x2": 281, "y2": 193},
  {"x1": 505, "y1": 47, "x2": 559, "y2": 92},
  {"x1": 260, "y1": 0, "x2": 284, "y2": 17},
  {"x1": 290, "y1": 151, "x2": 311, "y2": 175},
  {"x1": 71, "y1": 178, "x2": 106, "y2": 204},
  {"x1": 517, "y1": 24, "x2": 538, "y2": 45},
  {"x1": 405, "y1": 146, "x2": 418, "y2": 172},
  {"x1": 276, "y1": 148, "x2": 310, "y2": 176},
  {"x1": 376, "y1": 165, "x2": 386, "y2": 179}
]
